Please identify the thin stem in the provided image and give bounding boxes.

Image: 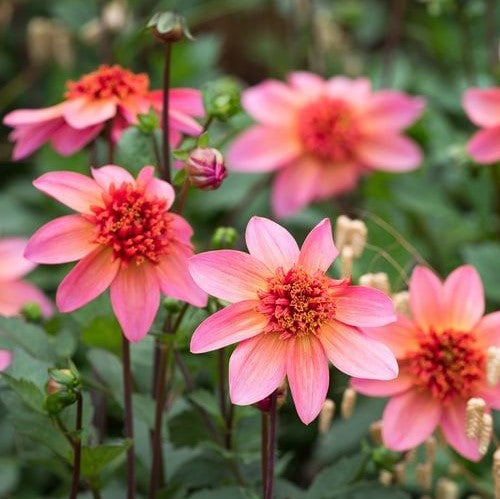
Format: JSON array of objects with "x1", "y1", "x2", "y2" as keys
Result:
[
  {"x1": 107, "y1": 124, "x2": 115, "y2": 164},
  {"x1": 53, "y1": 415, "x2": 76, "y2": 448},
  {"x1": 151, "y1": 132, "x2": 162, "y2": 169},
  {"x1": 122, "y1": 337, "x2": 136, "y2": 499},
  {"x1": 218, "y1": 348, "x2": 232, "y2": 449},
  {"x1": 264, "y1": 391, "x2": 278, "y2": 499},
  {"x1": 70, "y1": 393, "x2": 83, "y2": 499},
  {"x1": 261, "y1": 412, "x2": 269, "y2": 498},
  {"x1": 161, "y1": 43, "x2": 172, "y2": 183},
  {"x1": 382, "y1": 0, "x2": 406, "y2": 87},
  {"x1": 175, "y1": 178, "x2": 190, "y2": 214}
]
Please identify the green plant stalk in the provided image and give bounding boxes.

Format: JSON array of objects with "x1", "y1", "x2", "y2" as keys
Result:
[
  {"x1": 70, "y1": 393, "x2": 83, "y2": 499},
  {"x1": 264, "y1": 391, "x2": 278, "y2": 499},
  {"x1": 122, "y1": 337, "x2": 136, "y2": 499}
]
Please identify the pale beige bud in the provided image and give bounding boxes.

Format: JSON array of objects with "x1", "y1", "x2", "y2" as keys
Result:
[
  {"x1": 404, "y1": 448, "x2": 417, "y2": 463},
  {"x1": 334, "y1": 215, "x2": 351, "y2": 252},
  {"x1": 334, "y1": 215, "x2": 367, "y2": 258},
  {"x1": 369, "y1": 420, "x2": 383, "y2": 446},
  {"x1": 393, "y1": 462, "x2": 406, "y2": 485},
  {"x1": 318, "y1": 399, "x2": 335, "y2": 435},
  {"x1": 436, "y1": 478, "x2": 459, "y2": 499},
  {"x1": 493, "y1": 448, "x2": 500, "y2": 498},
  {"x1": 392, "y1": 291, "x2": 410, "y2": 316},
  {"x1": 102, "y1": 0, "x2": 128, "y2": 31},
  {"x1": 478, "y1": 413, "x2": 493, "y2": 456},
  {"x1": 415, "y1": 461, "x2": 433, "y2": 491},
  {"x1": 340, "y1": 246, "x2": 353, "y2": 279},
  {"x1": 340, "y1": 388, "x2": 356, "y2": 420},
  {"x1": 466, "y1": 397, "x2": 486, "y2": 439},
  {"x1": 359, "y1": 272, "x2": 391, "y2": 294},
  {"x1": 80, "y1": 18, "x2": 104, "y2": 45},
  {"x1": 27, "y1": 18, "x2": 53, "y2": 66},
  {"x1": 487, "y1": 347, "x2": 500, "y2": 387},
  {"x1": 51, "y1": 23, "x2": 73, "y2": 69},
  {"x1": 425, "y1": 436, "x2": 437, "y2": 464},
  {"x1": 378, "y1": 469, "x2": 392, "y2": 485}
]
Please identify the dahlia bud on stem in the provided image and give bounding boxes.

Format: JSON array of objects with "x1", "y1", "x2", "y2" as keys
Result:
[
  {"x1": 340, "y1": 387, "x2": 357, "y2": 419},
  {"x1": 186, "y1": 147, "x2": 227, "y2": 190},
  {"x1": 335, "y1": 215, "x2": 367, "y2": 278},
  {"x1": 466, "y1": 397, "x2": 486, "y2": 439},
  {"x1": 359, "y1": 272, "x2": 391, "y2": 294},
  {"x1": 487, "y1": 346, "x2": 500, "y2": 386},
  {"x1": 318, "y1": 399, "x2": 335, "y2": 435}
]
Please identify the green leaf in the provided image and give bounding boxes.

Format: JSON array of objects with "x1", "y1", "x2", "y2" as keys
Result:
[
  {"x1": 463, "y1": 242, "x2": 500, "y2": 302},
  {"x1": 80, "y1": 440, "x2": 131, "y2": 478},
  {"x1": 1, "y1": 374, "x2": 45, "y2": 413},
  {"x1": 81, "y1": 316, "x2": 122, "y2": 353},
  {"x1": 0, "y1": 458, "x2": 19, "y2": 496},
  {"x1": 87, "y1": 349, "x2": 123, "y2": 401},
  {"x1": 188, "y1": 389, "x2": 222, "y2": 421},
  {"x1": 197, "y1": 132, "x2": 210, "y2": 148},
  {"x1": 115, "y1": 127, "x2": 159, "y2": 172},
  {"x1": 188, "y1": 486, "x2": 257, "y2": 499}
]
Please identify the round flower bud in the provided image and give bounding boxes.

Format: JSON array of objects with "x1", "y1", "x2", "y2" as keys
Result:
[
  {"x1": 211, "y1": 227, "x2": 238, "y2": 250},
  {"x1": 187, "y1": 147, "x2": 227, "y2": 190},
  {"x1": 202, "y1": 78, "x2": 241, "y2": 121},
  {"x1": 147, "y1": 12, "x2": 188, "y2": 44}
]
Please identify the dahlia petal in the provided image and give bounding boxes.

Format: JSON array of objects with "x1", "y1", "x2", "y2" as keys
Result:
[
  {"x1": 287, "y1": 335, "x2": 329, "y2": 424},
  {"x1": 190, "y1": 300, "x2": 266, "y2": 353},
  {"x1": 480, "y1": 384, "x2": 500, "y2": 410},
  {"x1": 441, "y1": 400, "x2": 481, "y2": 461},
  {"x1": 475, "y1": 311, "x2": 500, "y2": 347},
  {"x1": 334, "y1": 286, "x2": 396, "y2": 327},
  {"x1": 169, "y1": 88, "x2": 204, "y2": 116},
  {"x1": 189, "y1": 250, "x2": 271, "y2": 303},
  {"x1": 298, "y1": 218, "x2": 338, "y2": 273},
  {"x1": 111, "y1": 114, "x2": 130, "y2": 143},
  {"x1": 357, "y1": 133, "x2": 422, "y2": 172},
  {"x1": 11, "y1": 119, "x2": 64, "y2": 160},
  {"x1": 409, "y1": 266, "x2": 443, "y2": 333},
  {"x1": 287, "y1": 71, "x2": 325, "y2": 98},
  {"x1": 63, "y1": 97, "x2": 117, "y2": 129},
  {"x1": 156, "y1": 247, "x2": 207, "y2": 307},
  {"x1": 138, "y1": 167, "x2": 175, "y2": 209},
  {"x1": 0, "y1": 238, "x2": 36, "y2": 280},
  {"x1": 463, "y1": 88, "x2": 500, "y2": 127},
  {"x1": 25, "y1": 215, "x2": 96, "y2": 264},
  {"x1": 271, "y1": 158, "x2": 322, "y2": 218},
  {"x1": 169, "y1": 109, "x2": 203, "y2": 136},
  {"x1": 110, "y1": 262, "x2": 160, "y2": 342},
  {"x1": 3, "y1": 102, "x2": 67, "y2": 126},
  {"x1": 228, "y1": 125, "x2": 302, "y2": 172},
  {"x1": 442, "y1": 265, "x2": 484, "y2": 332},
  {"x1": 351, "y1": 372, "x2": 414, "y2": 397},
  {"x1": 33, "y1": 171, "x2": 104, "y2": 214},
  {"x1": 229, "y1": 333, "x2": 287, "y2": 405},
  {"x1": 51, "y1": 123, "x2": 103, "y2": 155},
  {"x1": 168, "y1": 213, "x2": 193, "y2": 242},
  {"x1": 466, "y1": 126, "x2": 500, "y2": 164},
  {"x1": 327, "y1": 77, "x2": 371, "y2": 105},
  {"x1": 382, "y1": 390, "x2": 441, "y2": 451},
  {"x1": 56, "y1": 248, "x2": 119, "y2": 312},
  {"x1": 313, "y1": 162, "x2": 360, "y2": 200},
  {"x1": 91, "y1": 164, "x2": 135, "y2": 190},
  {"x1": 0, "y1": 350, "x2": 12, "y2": 371},
  {"x1": 0, "y1": 279, "x2": 53, "y2": 317},
  {"x1": 320, "y1": 320, "x2": 398, "y2": 380},
  {"x1": 245, "y1": 216, "x2": 299, "y2": 272}
]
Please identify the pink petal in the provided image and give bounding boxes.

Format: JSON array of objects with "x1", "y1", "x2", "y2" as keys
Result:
[
  {"x1": 326, "y1": 77, "x2": 371, "y2": 106},
  {"x1": 334, "y1": 286, "x2": 396, "y2": 327},
  {"x1": 313, "y1": 162, "x2": 360, "y2": 200},
  {"x1": 287, "y1": 71, "x2": 325, "y2": 98},
  {"x1": 298, "y1": 218, "x2": 338, "y2": 273},
  {"x1": 56, "y1": 248, "x2": 119, "y2": 312},
  {"x1": 287, "y1": 335, "x2": 329, "y2": 424},
  {"x1": 25, "y1": 215, "x2": 97, "y2": 264},
  {"x1": 0, "y1": 350, "x2": 12, "y2": 371},
  {"x1": 3, "y1": 102, "x2": 67, "y2": 126},
  {"x1": 442, "y1": 265, "x2": 484, "y2": 332},
  {"x1": 475, "y1": 311, "x2": 500, "y2": 348},
  {"x1": 137, "y1": 166, "x2": 175, "y2": 209},
  {"x1": 0, "y1": 238, "x2": 36, "y2": 280},
  {"x1": 111, "y1": 114, "x2": 130, "y2": 143},
  {"x1": 33, "y1": 171, "x2": 104, "y2": 214},
  {"x1": 357, "y1": 133, "x2": 422, "y2": 172},
  {"x1": 169, "y1": 108, "x2": 203, "y2": 136},
  {"x1": 156, "y1": 246, "x2": 207, "y2": 307},
  {"x1": 467, "y1": 126, "x2": 500, "y2": 164},
  {"x1": 11, "y1": 119, "x2": 64, "y2": 160},
  {"x1": 168, "y1": 213, "x2": 193, "y2": 243},
  {"x1": 245, "y1": 216, "x2": 299, "y2": 272},
  {"x1": 91, "y1": 164, "x2": 135, "y2": 190},
  {"x1": 320, "y1": 320, "x2": 398, "y2": 380},
  {"x1": 480, "y1": 384, "x2": 500, "y2": 410},
  {"x1": 242, "y1": 80, "x2": 303, "y2": 125},
  {"x1": 110, "y1": 262, "x2": 160, "y2": 342},
  {"x1": 271, "y1": 158, "x2": 322, "y2": 218},
  {"x1": 51, "y1": 122, "x2": 103, "y2": 155},
  {"x1": 463, "y1": 88, "x2": 500, "y2": 127},
  {"x1": 190, "y1": 300, "x2": 266, "y2": 353},
  {"x1": 440, "y1": 400, "x2": 481, "y2": 461},
  {"x1": 351, "y1": 371, "x2": 414, "y2": 397},
  {"x1": 189, "y1": 250, "x2": 270, "y2": 303},
  {"x1": 228, "y1": 125, "x2": 302, "y2": 172},
  {"x1": 63, "y1": 97, "x2": 117, "y2": 129},
  {"x1": 382, "y1": 390, "x2": 441, "y2": 451},
  {"x1": 0, "y1": 279, "x2": 53, "y2": 317},
  {"x1": 229, "y1": 333, "x2": 287, "y2": 405},
  {"x1": 169, "y1": 88, "x2": 204, "y2": 116},
  {"x1": 409, "y1": 266, "x2": 443, "y2": 333}
]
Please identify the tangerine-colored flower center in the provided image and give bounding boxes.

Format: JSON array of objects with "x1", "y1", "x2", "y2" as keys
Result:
[
  {"x1": 87, "y1": 182, "x2": 173, "y2": 265},
  {"x1": 406, "y1": 330, "x2": 486, "y2": 404},
  {"x1": 65, "y1": 65, "x2": 149, "y2": 101},
  {"x1": 298, "y1": 97, "x2": 361, "y2": 162},
  {"x1": 258, "y1": 266, "x2": 337, "y2": 340}
]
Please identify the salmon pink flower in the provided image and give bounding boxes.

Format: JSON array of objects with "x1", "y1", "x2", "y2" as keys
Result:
[
  {"x1": 228, "y1": 72, "x2": 425, "y2": 217},
  {"x1": 0, "y1": 238, "x2": 52, "y2": 317},
  {"x1": 188, "y1": 217, "x2": 398, "y2": 424},
  {"x1": 3, "y1": 64, "x2": 203, "y2": 160},
  {"x1": 25, "y1": 165, "x2": 207, "y2": 342},
  {"x1": 463, "y1": 87, "x2": 500, "y2": 164},
  {"x1": 352, "y1": 265, "x2": 500, "y2": 461},
  {"x1": 0, "y1": 350, "x2": 11, "y2": 371}
]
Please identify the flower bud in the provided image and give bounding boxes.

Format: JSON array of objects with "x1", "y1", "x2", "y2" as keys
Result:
[
  {"x1": 359, "y1": 272, "x2": 390, "y2": 295},
  {"x1": 340, "y1": 387, "x2": 356, "y2": 419},
  {"x1": 318, "y1": 399, "x2": 335, "y2": 434},
  {"x1": 102, "y1": 0, "x2": 128, "y2": 32},
  {"x1": 147, "y1": 12, "x2": 190, "y2": 44},
  {"x1": 487, "y1": 346, "x2": 500, "y2": 386},
  {"x1": 334, "y1": 215, "x2": 367, "y2": 258},
  {"x1": 187, "y1": 147, "x2": 227, "y2": 190},
  {"x1": 436, "y1": 478, "x2": 459, "y2": 499},
  {"x1": 369, "y1": 420, "x2": 383, "y2": 445},
  {"x1": 44, "y1": 389, "x2": 77, "y2": 415},
  {"x1": 211, "y1": 227, "x2": 238, "y2": 250},
  {"x1": 392, "y1": 291, "x2": 410, "y2": 316},
  {"x1": 202, "y1": 77, "x2": 242, "y2": 121},
  {"x1": 21, "y1": 301, "x2": 43, "y2": 322},
  {"x1": 466, "y1": 397, "x2": 486, "y2": 439},
  {"x1": 478, "y1": 413, "x2": 492, "y2": 456}
]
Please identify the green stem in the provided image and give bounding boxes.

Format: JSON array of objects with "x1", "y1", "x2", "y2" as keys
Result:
[
  {"x1": 264, "y1": 391, "x2": 278, "y2": 499},
  {"x1": 122, "y1": 337, "x2": 136, "y2": 499},
  {"x1": 261, "y1": 412, "x2": 269, "y2": 497},
  {"x1": 70, "y1": 393, "x2": 83, "y2": 499}
]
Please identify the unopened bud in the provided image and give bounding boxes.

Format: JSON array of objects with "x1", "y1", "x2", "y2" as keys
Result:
[
  {"x1": 341, "y1": 388, "x2": 356, "y2": 419},
  {"x1": 415, "y1": 461, "x2": 433, "y2": 491},
  {"x1": 425, "y1": 436, "x2": 437, "y2": 464},
  {"x1": 466, "y1": 397, "x2": 486, "y2": 439},
  {"x1": 318, "y1": 399, "x2": 335, "y2": 434},
  {"x1": 392, "y1": 291, "x2": 410, "y2": 316},
  {"x1": 211, "y1": 227, "x2": 238, "y2": 250},
  {"x1": 478, "y1": 413, "x2": 493, "y2": 456},
  {"x1": 102, "y1": 0, "x2": 128, "y2": 32},
  {"x1": 493, "y1": 448, "x2": 500, "y2": 498},
  {"x1": 187, "y1": 147, "x2": 227, "y2": 190},
  {"x1": 369, "y1": 420, "x2": 383, "y2": 445},
  {"x1": 378, "y1": 470, "x2": 392, "y2": 485},
  {"x1": 137, "y1": 108, "x2": 160, "y2": 133},
  {"x1": 147, "y1": 11, "x2": 189, "y2": 44},
  {"x1": 359, "y1": 272, "x2": 390, "y2": 295},
  {"x1": 44, "y1": 389, "x2": 77, "y2": 414},
  {"x1": 21, "y1": 301, "x2": 43, "y2": 322},
  {"x1": 436, "y1": 478, "x2": 459, "y2": 499},
  {"x1": 51, "y1": 23, "x2": 73, "y2": 69},
  {"x1": 80, "y1": 18, "x2": 104, "y2": 45},
  {"x1": 202, "y1": 77, "x2": 242, "y2": 122},
  {"x1": 487, "y1": 346, "x2": 500, "y2": 386},
  {"x1": 340, "y1": 246, "x2": 353, "y2": 279},
  {"x1": 27, "y1": 18, "x2": 53, "y2": 66},
  {"x1": 46, "y1": 378, "x2": 63, "y2": 395},
  {"x1": 254, "y1": 382, "x2": 287, "y2": 413},
  {"x1": 393, "y1": 462, "x2": 406, "y2": 485},
  {"x1": 334, "y1": 215, "x2": 367, "y2": 258}
]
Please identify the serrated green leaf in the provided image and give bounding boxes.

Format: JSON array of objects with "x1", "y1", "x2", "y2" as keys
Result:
[
  {"x1": 189, "y1": 389, "x2": 222, "y2": 421},
  {"x1": 1, "y1": 374, "x2": 45, "y2": 413},
  {"x1": 80, "y1": 440, "x2": 131, "y2": 478}
]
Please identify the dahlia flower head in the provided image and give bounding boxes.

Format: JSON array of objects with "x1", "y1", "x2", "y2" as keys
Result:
[
  {"x1": 463, "y1": 87, "x2": 500, "y2": 164},
  {"x1": 25, "y1": 165, "x2": 207, "y2": 342},
  {"x1": 352, "y1": 265, "x2": 500, "y2": 461},
  {"x1": 3, "y1": 64, "x2": 204, "y2": 160},
  {"x1": 0, "y1": 238, "x2": 52, "y2": 317},
  {"x1": 188, "y1": 216, "x2": 398, "y2": 424},
  {"x1": 228, "y1": 72, "x2": 425, "y2": 217}
]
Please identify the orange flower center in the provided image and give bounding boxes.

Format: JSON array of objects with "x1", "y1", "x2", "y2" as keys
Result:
[
  {"x1": 258, "y1": 266, "x2": 337, "y2": 339},
  {"x1": 406, "y1": 330, "x2": 486, "y2": 404},
  {"x1": 87, "y1": 182, "x2": 173, "y2": 265},
  {"x1": 298, "y1": 97, "x2": 361, "y2": 162},
  {"x1": 65, "y1": 64, "x2": 149, "y2": 101}
]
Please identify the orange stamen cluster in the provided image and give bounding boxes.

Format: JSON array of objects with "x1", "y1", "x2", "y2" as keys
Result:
[
  {"x1": 88, "y1": 182, "x2": 173, "y2": 265},
  {"x1": 406, "y1": 330, "x2": 486, "y2": 404},
  {"x1": 298, "y1": 97, "x2": 361, "y2": 162},
  {"x1": 258, "y1": 266, "x2": 337, "y2": 340},
  {"x1": 65, "y1": 64, "x2": 149, "y2": 101}
]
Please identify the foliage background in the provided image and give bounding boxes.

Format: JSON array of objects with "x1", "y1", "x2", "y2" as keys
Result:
[{"x1": 0, "y1": 0, "x2": 499, "y2": 497}]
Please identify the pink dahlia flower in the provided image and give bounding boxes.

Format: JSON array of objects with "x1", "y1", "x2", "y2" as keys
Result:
[
  {"x1": 463, "y1": 87, "x2": 500, "y2": 164},
  {"x1": 0, "y1": 350, "x2": 11, "y2": 371},
  {"x1": 3, "y1": 64, "x2": 204, "y2": 160},
  {"x1": 25, "y1": 165, "x2": 207, "y2": 342},
  {"x1": 352, "y1": 265, "x2": 500, "y2": 461},
  {"x1": 188, "y1": 217, "x2": 398, "y2": 424},
  {"x1": 228, "y1": 72, "x2": 425, "y2": 217},
  {"x1": 0, "y1": 238, "x2": 52, "y2": 317}
]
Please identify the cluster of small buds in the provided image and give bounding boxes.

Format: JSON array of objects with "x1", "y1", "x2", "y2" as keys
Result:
[
  {"x1": 369, "y1": 420, "x2": 384, "y2": 445},
  {"x1": 436, "y1": 478, "x2": 459, "y2": 499},
  {"x1": 487, "y1": 346, "x2": 500, "y2": 386},
  {"x1": 465, "y1": 397, "x2": 492, "y2": 456},
  {"x1": 186, "y1": 147, "x2": 227, "y2": 191},
  {"x1": 334, "y1": 215, "x2": 367, "y2": 278},
  {"x1": 392, "y1": 290, "x2": 410, "y2": 316},
  {"x1": 340, "y1": 387, "x2": 356, "y2": 419},
  {"x1": 493, "y1": 448, "x2": 500, "y2": 499},
  {"x1": 318, "y1": 399, "x2": 335, "y2": 434},
  {"x1": 359, "y1": 272, "x2": 391, "y2": 295},
  {"x1": 378, "y1": 469, "x2": 393, "y2": 485}
]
